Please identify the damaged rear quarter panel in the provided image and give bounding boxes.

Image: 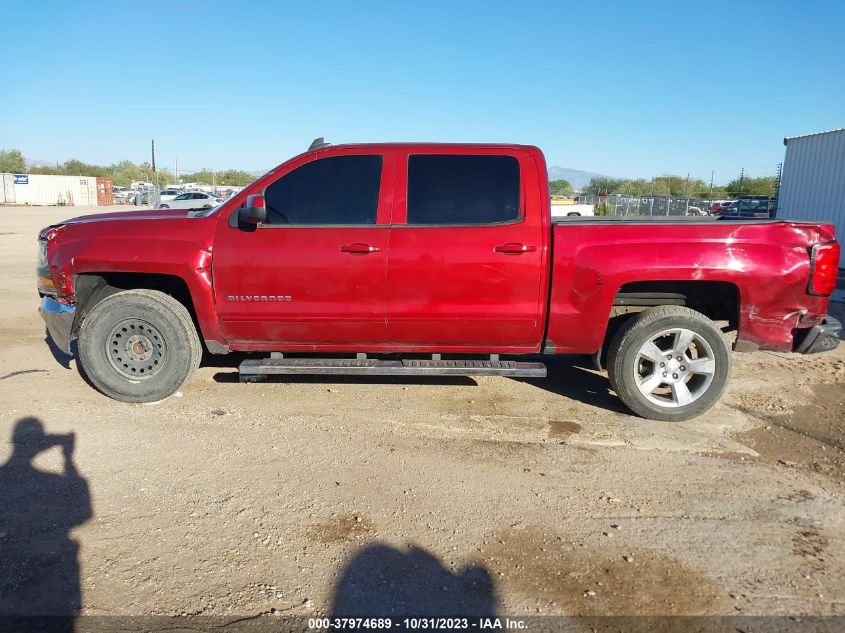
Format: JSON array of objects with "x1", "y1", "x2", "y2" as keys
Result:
[{"x1": 545, "y1": 220, "x2": 834, "y2": 353}]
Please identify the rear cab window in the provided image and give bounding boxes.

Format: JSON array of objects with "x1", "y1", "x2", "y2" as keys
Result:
[{"x1": 406, "y1": 154, "x2": 521, "y2": 225}]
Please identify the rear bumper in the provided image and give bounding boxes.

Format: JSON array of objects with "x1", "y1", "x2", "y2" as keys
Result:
[
  {"x1": 39, "y1": 297, "x2": 76, "y2": 354},
  {"x1": 794, "y1": 315, "x2": 842, "y2": 354}
]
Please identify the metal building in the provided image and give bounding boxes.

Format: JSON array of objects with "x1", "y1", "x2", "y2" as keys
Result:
[{"x1": 777, "y1": 127, "x2": 845, "y2": 232}]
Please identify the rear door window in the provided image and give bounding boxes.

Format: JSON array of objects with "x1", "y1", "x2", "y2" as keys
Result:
[
  {"x1": 407, "y1": 155, "x2": 520, "y2": 225},
  {"x1": 263, "y1": 155, "x2": 382, "y2": 225}
]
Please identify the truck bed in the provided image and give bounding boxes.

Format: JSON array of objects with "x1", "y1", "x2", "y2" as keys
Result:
[{"x1": 552, "y1": 215, "x2": 781, "y2": 225}]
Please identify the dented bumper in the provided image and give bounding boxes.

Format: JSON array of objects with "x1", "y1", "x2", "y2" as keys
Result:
[
  {"x1": 794, "y1": 315, "x2": 842, "y2": 354},
  {"x1": 40, "y1": 297, "x2": 75, "y2": 354}
]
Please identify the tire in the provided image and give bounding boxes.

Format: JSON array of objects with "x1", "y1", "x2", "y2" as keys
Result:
[
  {"x1": 159, "y1": 204, "x2": 170, "y2": 209},
  {"x1": 78, "y1": 289, "x2": 201, "y2": 403},
  {"x1": 567, "y1": 212, "x2": 580, "y2": 216},
  {"x1": 607, "y1": 306, "x2": 730, "y2": 421}
]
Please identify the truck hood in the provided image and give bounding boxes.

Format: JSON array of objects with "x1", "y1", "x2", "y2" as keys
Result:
[{"x1": 60, "y1": 208, "x2": 192, "y2": 225}]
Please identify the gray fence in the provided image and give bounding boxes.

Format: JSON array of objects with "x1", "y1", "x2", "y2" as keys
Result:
[
  {"x1": 126, "y1": 186, "x2": 161, "y2": 207},
  {"x1": 576, "y1": 195, "x2": 713, "y2": 216}
]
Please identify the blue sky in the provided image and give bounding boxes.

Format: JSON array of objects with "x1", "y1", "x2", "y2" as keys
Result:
[{"x1": 1, "y1": 0, "x2": 843, "y2": 183}]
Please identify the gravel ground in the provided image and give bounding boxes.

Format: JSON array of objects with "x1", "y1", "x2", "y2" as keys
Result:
[{"x1": 1, "y1": 206, "x2": 844, "y2": 621}]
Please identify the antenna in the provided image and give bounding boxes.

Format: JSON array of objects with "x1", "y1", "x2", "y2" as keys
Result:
[{"x1": 308, "y1": 137, "x2": 331, "y2": 151}]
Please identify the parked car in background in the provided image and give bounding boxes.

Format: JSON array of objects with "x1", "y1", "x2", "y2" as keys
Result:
[
  {"x1": 159, "y1": 189, "x2": 182, "y2": 202},
  {"x1": 710, "y1": 200, "x2": 731, "y2": 214},
  {"x1": 159, "y1": 191, "x2": 223, "y2": 209},
  {"x1": 112, "y1": 186, "x2": 131, "y2": 204},
  {"x1": 550, "y1": 202, "x2": 595, "y2": 217},
  {"x1": 720, "y1": 197, "x2": 777, "y2": 218}
]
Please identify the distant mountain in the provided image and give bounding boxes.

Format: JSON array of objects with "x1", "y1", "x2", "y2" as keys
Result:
[
  {"x1": 24, "y1": 157, "x2": 57, "y2": 169},
  {"x1": 548, "y1": 166, "x2": 608, "y2": 191}
]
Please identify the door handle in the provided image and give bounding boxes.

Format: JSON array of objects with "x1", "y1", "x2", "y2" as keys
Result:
[
  {"x1": 341, "y1": 243, "x2": 380, "y2": 255},
  {"x1": 494, "y1": 243, "x2": 537, "y2": 255}
]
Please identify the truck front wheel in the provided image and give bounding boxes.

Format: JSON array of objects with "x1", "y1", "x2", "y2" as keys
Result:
[
  {"x1": 607, "y1": 306, "x2": 730, "y2": 421},
  {"x1": 78, "y1": 289, "x2": 201, "y2": 403}
]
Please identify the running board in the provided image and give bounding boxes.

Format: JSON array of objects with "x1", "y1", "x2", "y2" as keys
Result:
[{"x1": 238, "y1": 358, "x2": 546, "y2": 380}]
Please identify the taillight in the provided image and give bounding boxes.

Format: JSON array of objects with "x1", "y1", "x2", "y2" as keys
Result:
[{"x1": 809, "y1": 242, "x2": 840, "y2": 296}]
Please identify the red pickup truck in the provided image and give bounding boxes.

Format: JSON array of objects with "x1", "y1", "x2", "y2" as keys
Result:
[{"x1": 37, "y1": 142, "x2": 841, "y2": 421}]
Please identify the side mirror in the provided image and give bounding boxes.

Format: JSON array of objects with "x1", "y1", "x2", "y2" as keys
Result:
[{"x1": 238, "y1": 194, "x2": 267, "y2": 225}]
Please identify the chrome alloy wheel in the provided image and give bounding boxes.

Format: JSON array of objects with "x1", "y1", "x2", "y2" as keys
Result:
[
  {"x1": 106, "y1": 318, "x2": 167, "y2": 380},
  {"x1": 633, "y1": 327, "x2": 716, "y2": 408}
]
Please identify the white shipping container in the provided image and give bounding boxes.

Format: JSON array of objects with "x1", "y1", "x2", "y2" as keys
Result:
[
  {"x1": 0, "y1": 174, "x2": 15, "y2": 204},
  {"x1": 777, "y1": 128, "x2": 845, "y2": 234},
  {"x1": 1, "y1": 173, "x2": 100, "y2": 206}
]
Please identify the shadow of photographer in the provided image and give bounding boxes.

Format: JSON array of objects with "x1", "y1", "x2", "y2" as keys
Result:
[{"x1": 0, "y1": 417, "x2": 92, "y2": 629}]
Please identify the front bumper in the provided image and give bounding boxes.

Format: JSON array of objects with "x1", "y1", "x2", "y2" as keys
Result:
[
  {"x1": 39, "y1": 297, "x2": 76, "y2": 354},
  {"x1": 795, "y1": 315, "x2": 842, "y2": 354}
]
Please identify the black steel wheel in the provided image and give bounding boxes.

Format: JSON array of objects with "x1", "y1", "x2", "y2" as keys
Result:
[{"x1": 78, "y1": 289, "x2": 200, "y2": 403}]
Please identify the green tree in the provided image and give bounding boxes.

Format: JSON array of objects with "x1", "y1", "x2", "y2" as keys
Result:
[
  {"x1": 219, "y1": 169, "x2": 256, "y2": 187},
  {"x1": 0, "y1": 149, "x2": 26, "y2": 173},
  {"x1": 29, "y1": 165, "x2": 65, "y2": 175},
  {"x1": 725, "y1": 175, "x2": 777, "y2": 197},
  {"x1": 549, "y1": 179, "x2": 573, "y2": 197},
  {"x1": 179, "y1": 169, "x2": 255, "y2": 187}
]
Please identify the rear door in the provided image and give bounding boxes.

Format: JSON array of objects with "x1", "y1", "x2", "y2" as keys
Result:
[
  {"x1": 386, "y1": 149, "x2": 546, "y2": 349},
  {"x1": 212, "y1": 149, "x2": 393, "y2": 346}
]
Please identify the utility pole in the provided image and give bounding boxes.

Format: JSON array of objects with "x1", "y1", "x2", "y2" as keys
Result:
[
  {"x1": 709, "y1": 170, "x2": 714, "y2": 207},
  {"x1": 151, "y1": 139, "x2": 157, "y2": 187},
  {"x1": 175, "y1": 154, "x2": 179, "y2": 183},
  {"x1": 739, "y1": 167, "x2": 744, "y2": 198},
  {"x1": 685, "y1": 173, "x2": 690, "y2": 215}
]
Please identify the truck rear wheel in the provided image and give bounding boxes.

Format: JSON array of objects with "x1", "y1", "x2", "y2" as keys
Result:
[
  {"x1": 78, "y1": 289, "x2": 201, "y2": 403},
  {"x1": 607, "y1": 306, "x2": 730, "y2": 421}
]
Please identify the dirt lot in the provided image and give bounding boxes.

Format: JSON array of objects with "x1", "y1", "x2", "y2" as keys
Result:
[{"x1": 1, "y1": 206, "x2": 844, "y2": 621}]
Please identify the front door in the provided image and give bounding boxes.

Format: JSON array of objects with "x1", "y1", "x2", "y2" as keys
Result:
[
  {"x1": 386, "y1": 150, "x2": 546, "y2": 348},
  {"x1": 213, "y1": 150, "x2": 393, "y2": 346}
]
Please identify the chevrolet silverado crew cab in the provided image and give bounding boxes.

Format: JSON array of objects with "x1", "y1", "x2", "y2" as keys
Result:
[{"x1": 37, "y1": 141, "x2": 841, "y2": 421}]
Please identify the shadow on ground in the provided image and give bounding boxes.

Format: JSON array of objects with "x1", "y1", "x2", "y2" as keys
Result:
[
  {"x1": 330, "y1": 542, "x2": 498, "y2": 618},
  {"x1": 208, "y1": 352, "x2": 626, "y2": 413},
  {"x1": 0, "y1": 417, "x2": 92, "y2": 633}
]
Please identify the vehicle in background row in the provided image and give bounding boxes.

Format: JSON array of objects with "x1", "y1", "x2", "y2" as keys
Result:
[
  {"x1": 709, "y1": 200, "x2": 731, "y2": 214},
  {"x1": 550, "y1": 202, "x2": 595, "y2": 217},
  {"x1": 158, "y1": 191, "x2": 222, "y2": 210},
  {"x1": 719, "y1": 197, "x2": 777, "y2": 218},
  {"x1": 159, "y1": 189, "x2": 182, "y2": 202},
  {"x1": 37, "y1": 141, "x2": 840, "y2": 421},
  {"x1": 112, "y1": 186, "x2": 131, "y2": 204}
]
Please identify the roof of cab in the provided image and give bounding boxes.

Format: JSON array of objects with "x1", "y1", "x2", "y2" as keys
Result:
[{"x1": 310, "y1": 142, "x2": 541, "y2": 151}]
